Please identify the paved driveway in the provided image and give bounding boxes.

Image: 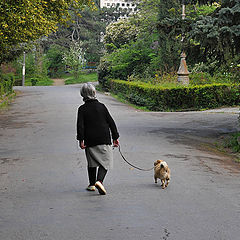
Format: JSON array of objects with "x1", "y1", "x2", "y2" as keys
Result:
[{"x1": 0, "y1": 85, "x2": 239, "y2": 240}]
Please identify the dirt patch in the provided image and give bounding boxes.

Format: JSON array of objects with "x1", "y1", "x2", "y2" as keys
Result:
[
  {"x1": 162, "y1": 130, "x2": 240, "y2": 170},
  {"x1": 0, "y1": 111, "x2": 32, "y2": 129},
  {"x1": 52, "y1": 79, "x2": 65, "y2": 86}
]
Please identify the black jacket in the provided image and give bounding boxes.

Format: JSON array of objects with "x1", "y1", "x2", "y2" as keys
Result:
[{"x1": 77, "y1": 99, "x2": 119, "y2": 147}]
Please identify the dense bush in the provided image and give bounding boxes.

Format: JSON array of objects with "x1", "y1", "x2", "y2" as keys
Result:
[
  {"x1": 106, "y1": 79, "x2": 240, "y2": 111},
  {"x1": 98, "y1": 56, "x2": 111, "y2": 88},
  {"x1": 223, "y1": 132, "x2": 240, "y2": 153},
  {"x1": 98, "y1": 39, "x2": 155, "y2": 83},
  {"x1": 189, "y1": 72, "x2": 237, "y2": 85},
  {"x1": 45, "y1": 44, "x2": 66, "y2": 78},
  {"x1": 104, "y1": 19, "x2": 139, "y2": 52},
  {"x1": 0, "y1": 73, "x2": 15, "y2": 97}
]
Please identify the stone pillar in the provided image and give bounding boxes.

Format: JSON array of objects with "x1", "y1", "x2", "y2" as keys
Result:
[
  {"x1": 177, "y1": 0, "x2": 189, "y2": 85},
  {"x1": 177, "y1": 52, "x2": 189, "y2": 85}
]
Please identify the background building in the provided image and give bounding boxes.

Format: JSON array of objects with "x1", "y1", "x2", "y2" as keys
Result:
[{"x1": 100, "y1": 0, "x2": 137, "y2": 13}]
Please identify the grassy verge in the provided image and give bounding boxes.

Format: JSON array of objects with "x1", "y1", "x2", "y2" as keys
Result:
[
  {"x1": 215, "y1": 132, "x2": 240, "y2": 162},
  {"x1": 25, "y1": 78, "x2": 53, "y2": 86},
  {"x1": 225, "y1": 132, "x2": 240, "y2": 153},
  {"x1": 110, "y1": 92, "x2": 150, "y2": 111},
  {"x1": 64, "y1": 72, "x2": 97, "y2": 85},
  {"x1": 0, "y1": 92, "x2": 16, "y2": 108},
  {"x1": 15, "y1": 77, "x2": 54, "y2": 86}
]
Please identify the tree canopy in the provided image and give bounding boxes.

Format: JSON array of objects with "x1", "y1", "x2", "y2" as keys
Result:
[
  {"x1": 189, "y1": 0, "x2": 240, "y2": 66},
  {"x1": 0, "y1": 0, "x2": 94, "y2": 63},
  {"x1": 44, "y1": 1, "x2": 126, "y2": 63}
]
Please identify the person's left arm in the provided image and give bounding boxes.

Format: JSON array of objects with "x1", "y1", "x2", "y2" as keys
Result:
[{"x1": 104, "y1": 105, "x2": 120, "y2": 146}]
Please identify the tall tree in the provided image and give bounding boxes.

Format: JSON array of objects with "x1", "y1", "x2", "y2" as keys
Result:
[{"x1": 189, "y1": 0, "x2": 240, "y2": 67}]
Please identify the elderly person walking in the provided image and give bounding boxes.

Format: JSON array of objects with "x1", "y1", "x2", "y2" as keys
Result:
[{"x1": 77, "y1": 83, "x2": 119, "y2": 195}]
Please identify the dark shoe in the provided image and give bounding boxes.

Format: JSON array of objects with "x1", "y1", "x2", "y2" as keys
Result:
[{"x1": 95, "y1": 181, "x2": 107, "y2": 195}]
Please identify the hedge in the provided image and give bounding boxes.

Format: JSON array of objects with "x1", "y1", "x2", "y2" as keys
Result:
[
  {"x1": 0, "y1": 73, "x2": 15, "y2": 98},
  {"x1": 106, "y1": 79, "x2": 240, "y2": 111}
]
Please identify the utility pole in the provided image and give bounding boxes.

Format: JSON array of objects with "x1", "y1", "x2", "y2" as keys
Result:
[
  {"x1": 22, "y1": 51, "x2": 26, "y2": 86},
  {"x1": 177, "y1": 0, "x2": 189, "y2": 85}
]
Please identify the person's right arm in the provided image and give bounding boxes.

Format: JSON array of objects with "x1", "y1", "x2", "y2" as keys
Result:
[{"x1": 77, "y1": 107, "x2": 86, "y2": 149}]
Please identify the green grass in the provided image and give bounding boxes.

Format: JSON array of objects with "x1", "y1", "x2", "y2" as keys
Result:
[
  {"x1": 22, "y1": 77, "x2": 53, "y2": 86},
  {"x1": 64, "y1": 72, "x2": 97, "y2": 85},
  {"x1": 126, "y1": 71, "x2": 238, "y2": 88}
]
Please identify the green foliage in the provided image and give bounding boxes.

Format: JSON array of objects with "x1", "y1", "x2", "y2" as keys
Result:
[
  {"x1": 105, "y1": 79, "x2": 240, "y2": 111},
  {"x1": 0, "y1": 73, "x2": 15, "y2": 97},
  {"x1": 98, "y1": 38, "x2": 157, "y2": 84},
  {"x1": 13, "y1": 49, "x2": 52, "y2": 84},
  {"x1": 45, "y1": 44, "x2": 66, "y2": 78},
  {"x1": 98, "y1": 0, "x2": 182, "y2": 80},
  {"x1": 98, "y1": 0, "x2": 240, "y2": 86},
  {"x1": 188, "y1": 0, "x2": 240, "y2": 69},
  {"x1": 157, "y1": 0, "x2": 182, "y2": 72},
  {"x1": 186, "y1": 0, "x2": 220, "y2": 4},
  {"x1": 148, "y1": 73, "x2": 178, "y2": 87},
  {"x1": 25, "y1": 53, "x2": 38, "y2": 77},
  {"x1": 190, "y1": 59, "x2": 240, "y2": 83},
  {"x1": 0, "y1": 0, "x2": 95, "y2": 64},
  {"x1": 64, "y1": 72, "x2": 97, "y2": 85},
  {"x1": 189, "y1": 72, "x2": 236, "y2": 85},
  {"x1": 97, "y1": 56, "x2": 111, "y2": 88},
  {"x1": 45, "y1": 2, "x2": 126, "y2": 65},
  {"x1": 98, "y1": 0, "x2": 183, "y2": 79},
  {"x1": 104, "y1": 19, "x2": 139, "y2": 52},
  {"x1": 192, "y1": 4, "x2": 218, "y2": 16},
  {"x1": 223, "y1": 132, "x2": 240, "y2": 153}
]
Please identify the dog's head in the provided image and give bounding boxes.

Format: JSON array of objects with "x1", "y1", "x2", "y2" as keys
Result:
[
  {"x1": 154, "y1": 159, "x2": 163, "y2": 166},
  {"x1": 154, "y1": 160, "x2": 168, "y2": 169}
]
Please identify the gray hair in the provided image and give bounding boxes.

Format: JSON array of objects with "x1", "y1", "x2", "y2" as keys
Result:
[{"x1": 80, "y1": 83, "x2": 96, "y2": 101}]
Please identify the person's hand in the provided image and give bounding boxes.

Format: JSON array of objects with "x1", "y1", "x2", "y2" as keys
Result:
[
  {"x1": 79, "y1": 141, "x2": 86, "y2": 149},
  {"x1": 113, "y1": 139, "x2": 119, "y2": 148}
]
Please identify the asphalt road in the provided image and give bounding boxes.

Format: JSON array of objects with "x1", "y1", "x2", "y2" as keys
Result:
[{"x1": 0, "y1": 84, "x2": 239, "y2": 240}]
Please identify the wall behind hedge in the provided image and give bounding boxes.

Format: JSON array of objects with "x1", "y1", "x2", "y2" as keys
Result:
[{"x1": 106, "y1": 79, "x2": 240, "y2": 111}]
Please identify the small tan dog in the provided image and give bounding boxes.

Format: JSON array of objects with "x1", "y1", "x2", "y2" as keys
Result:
[{"x1": 154, "y1": 160, "x2": 170, "y2": 189}]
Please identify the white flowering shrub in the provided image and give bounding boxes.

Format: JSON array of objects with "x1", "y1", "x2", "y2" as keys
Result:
[
  {"x1": 62, "y1": 42, "x2": 86, "y2": 78},
  {"x1": 104, "y1": 19, "x2": 139, "y2": 52}
]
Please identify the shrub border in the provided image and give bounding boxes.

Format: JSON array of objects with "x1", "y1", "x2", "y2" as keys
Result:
[{"x1": 105, "y1": 79, "x2": 240, "y2": 111}]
